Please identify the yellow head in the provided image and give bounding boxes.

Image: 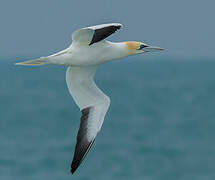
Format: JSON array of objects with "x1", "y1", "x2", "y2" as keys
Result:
[{"x1": 125, "y1": 41, "x2": 164, "y2": 55}]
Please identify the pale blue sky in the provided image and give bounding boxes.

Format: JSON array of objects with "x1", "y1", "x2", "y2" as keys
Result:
[{"x1": 0, "y1": 0, "x2": 214, "y2": 59}]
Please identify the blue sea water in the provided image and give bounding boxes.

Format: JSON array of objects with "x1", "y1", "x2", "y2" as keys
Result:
[{"x1": 1, "y1": 57, "x2": 215, "y2": 180}]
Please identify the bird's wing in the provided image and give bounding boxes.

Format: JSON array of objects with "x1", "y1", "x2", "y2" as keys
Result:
[
  {"x1": 66, "y1": 66, "x2": 110, "y2": 174},
  {"x1": 72, "y1": 23, "x2": 123, "y2": 45}
]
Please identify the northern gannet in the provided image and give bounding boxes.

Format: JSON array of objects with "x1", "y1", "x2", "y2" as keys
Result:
[{"x1": 16, "y1": 23, "x2": 164, "y2": 174}]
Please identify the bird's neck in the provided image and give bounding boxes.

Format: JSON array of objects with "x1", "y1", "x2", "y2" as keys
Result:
[{"x1": 104, "y1": 41, "x2": 130, "y2": 62}]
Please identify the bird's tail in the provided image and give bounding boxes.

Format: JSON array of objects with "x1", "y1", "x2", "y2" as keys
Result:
[{"x1": 15, "y1": 57, "x2": 50, "y2": 66}]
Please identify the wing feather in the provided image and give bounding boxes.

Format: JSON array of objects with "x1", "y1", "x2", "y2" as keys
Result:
[
  {"x1": 66, "y1": 66, "x2": 110, "y2": 174},
  {"x1": 72, "y1": 23, "x2": 123, "y2": 45},
  {"x1": 71, "y1": 107, "x2": 95, "y2": 174}
]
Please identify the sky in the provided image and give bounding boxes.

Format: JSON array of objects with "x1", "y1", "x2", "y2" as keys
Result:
[{"x1": 0, "y1": 0, "x2": 214, "y2": 59}]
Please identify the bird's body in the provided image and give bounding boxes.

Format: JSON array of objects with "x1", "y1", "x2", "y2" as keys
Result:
[
  {"x1": 47, "y1": 41, "x2": 128, "y2": 66},
  {"x1": 16, "y1": 23, "x2": 163, "y2": 174}
]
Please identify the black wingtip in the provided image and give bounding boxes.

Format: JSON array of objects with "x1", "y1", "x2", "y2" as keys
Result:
[
  {"x1": 70, "y1": 156, "x2": 80, "y2": 174},
  {"x1": 70, "y1": 139, "x2": 96, "y2": 174},
  {"x1": 71, "y1": 166, "x2": 77, "y2": 174},
  {"x1": 89, "y1": 25, "x2": 122, "y2": 46},
  {"x1": 70, "y1": 157, "x2": 81, "y2": 174}
]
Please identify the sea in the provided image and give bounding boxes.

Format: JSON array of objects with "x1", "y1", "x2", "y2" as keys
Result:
[{"x1": 1, "y1": 57, "x2": 215, "y2": 180}]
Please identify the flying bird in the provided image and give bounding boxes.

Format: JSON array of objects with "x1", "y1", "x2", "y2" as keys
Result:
[{"x1": 16, "y1": 23, "x2": 164, "y2": 174}]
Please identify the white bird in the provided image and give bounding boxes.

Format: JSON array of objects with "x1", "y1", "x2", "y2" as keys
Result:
[{"x1": 16, "y1": 23, "x2": 164, "y2": 174}]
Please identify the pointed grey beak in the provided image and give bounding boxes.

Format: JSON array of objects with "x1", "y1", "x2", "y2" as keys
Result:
[{"x1": 144, "y1": 46, "x2": 164, "y2": 52}]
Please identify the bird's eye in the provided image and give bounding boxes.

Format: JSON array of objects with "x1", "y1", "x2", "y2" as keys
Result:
[{"x1": 138, "y1": 44, "x2": 149, "y2": 50}]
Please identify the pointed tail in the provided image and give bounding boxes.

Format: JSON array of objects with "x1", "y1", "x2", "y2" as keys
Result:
[{"x1": 15, "y1": 57, "x2": 49, "y2": 66}]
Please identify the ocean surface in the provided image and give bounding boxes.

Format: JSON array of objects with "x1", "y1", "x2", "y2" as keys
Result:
[{"x1": 1, "y1": 57, "x2": 215, "y2": 180}]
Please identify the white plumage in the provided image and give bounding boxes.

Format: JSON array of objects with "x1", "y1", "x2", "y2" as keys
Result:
[
  {"x1": 16, "y1": 23, "x2": 163, "y2": 174},
  {"x1": 66, "y1": 65, "x2": 110, "y2": 132}
]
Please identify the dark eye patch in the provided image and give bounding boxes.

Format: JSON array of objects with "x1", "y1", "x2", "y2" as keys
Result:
[{"x1": 138, "y1": 44, "x2": 149, "y2": 50}]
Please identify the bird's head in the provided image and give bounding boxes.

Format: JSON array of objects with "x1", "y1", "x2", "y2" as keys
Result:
[{"x1": 125, "y1": 41, "x2": 164, "y2": 55}]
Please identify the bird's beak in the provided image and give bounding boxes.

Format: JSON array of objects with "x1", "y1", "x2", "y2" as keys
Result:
[{"x1": 143, "y1": 46, "x2": 164, "y2": 52}]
